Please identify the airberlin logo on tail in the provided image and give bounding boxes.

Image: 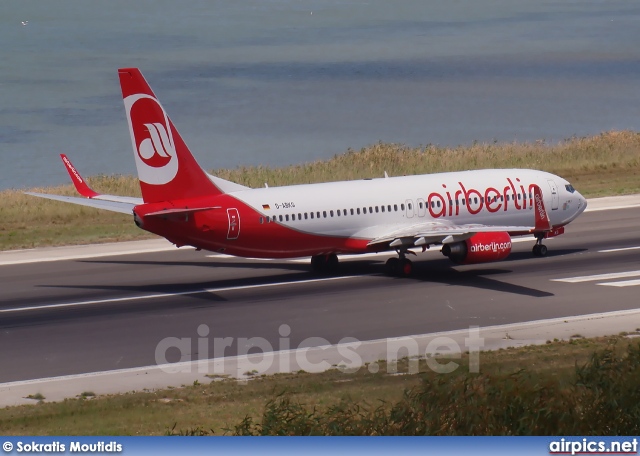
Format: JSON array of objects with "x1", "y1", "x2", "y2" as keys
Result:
[
  {"x1": 139, "y1": 123, "x2": 173, "y2": 168},
  {"x1": 123, "y1": 94, "x2": 178, "y2": 185}
]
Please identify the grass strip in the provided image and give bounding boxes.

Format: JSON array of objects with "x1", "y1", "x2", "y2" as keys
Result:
[
  {"x1": 1, "y1": 335, "x2": 638, "y2": 435},
  {"x1": 2, "y1": 131, "x2": 639, "y2": 251}
]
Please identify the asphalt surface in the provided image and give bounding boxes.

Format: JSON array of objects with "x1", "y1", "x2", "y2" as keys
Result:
[{"x1": 2, "y1": 207, "x2": 640, "y2": 383}]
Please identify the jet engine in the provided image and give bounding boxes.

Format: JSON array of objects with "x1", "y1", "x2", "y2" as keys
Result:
[{"x1": 441, "y1": 232, "x2": 512, "y2": 265}]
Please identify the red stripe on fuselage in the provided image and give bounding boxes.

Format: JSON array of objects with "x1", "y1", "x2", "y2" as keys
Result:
[{"x1": 134, "y1": 194, "x2": 373, "y2": 258}]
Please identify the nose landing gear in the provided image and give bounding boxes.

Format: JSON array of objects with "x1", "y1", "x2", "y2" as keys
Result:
[{"x1": 532, "y1": 234, "x2": 548, "y2": 257}]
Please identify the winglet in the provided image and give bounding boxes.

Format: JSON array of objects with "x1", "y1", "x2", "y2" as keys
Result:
[
  {"x1": 532, "y1": 184, "x2": 552, "y2": 231},
  {"x1": 60, "y1": 154, "x2": 99, "y2": 198}
]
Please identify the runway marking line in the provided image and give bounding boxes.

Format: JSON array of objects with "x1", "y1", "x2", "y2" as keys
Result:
[
  {"x1": 552, "y1": 270, "x2": 640, "y2": 283},
  {"x1": 598, "y1": 246, "x2": 640, "y2": 253},
  {"x1": 598, "y1": 279, "x2": 640, "y2": 288},
  {"x1": 0, "y1": 275, "x2": 364, "y2": 314}
]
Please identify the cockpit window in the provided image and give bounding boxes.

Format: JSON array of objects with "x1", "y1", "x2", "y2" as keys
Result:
[{"x1": 565, "y1": 184, "x2": 575, "y2": 193}]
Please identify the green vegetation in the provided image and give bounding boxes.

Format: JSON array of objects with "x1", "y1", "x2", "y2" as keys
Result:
[
  {"x1": 1, "y1": 336, "x2": 639, "y2": 435},
  {"x1": 2, "y1": 131, "x2": 639, "y2": 251}
]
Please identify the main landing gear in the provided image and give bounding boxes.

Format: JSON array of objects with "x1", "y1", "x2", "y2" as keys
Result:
[
  {"x1": 311, "y1": 253, "x2": 339, "y2": 274},
  {"x1": 385, "y1": 250, "x2": 414, "y2": 277},
  {"x1": 532, "y1": 233, "x2": 548, "y2": 257}
]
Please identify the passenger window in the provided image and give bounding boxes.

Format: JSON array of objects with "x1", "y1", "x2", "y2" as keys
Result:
[
  {"x1": 387, "y1": 205, "x2": 392, "y2": 211},
  {"x1": 462, "y1": 199, "x2": 466, "y2": 206},
  {"x1": 363, "y1": 207, "x2": 367, "y2": 214},
  {"x1": 317, "y1": 211, "x2": 321, "y2": 218},
  {"x1": 369, "y1": 206, "x2": 373, "y2": 213},
  {"x1": 323, "y1": 211, "x2": 327, "y2": 218},
  {"x1": 408, "y1": 203, "x2": 412, "y2": 210},
  {"x1": 330, "y1": 210, "x2": 334, "y2": 217},
  {"x1": 394, "y1": 204, "x2": 398, "y2": 211},
  {"x1": 357, "y1": 208, "x2": 361, "y2": 215},
  {"x1": 298, "y1": 214, "x2": 302, "y2": 220},
  {"x1": 279, "y1": 215, "x2": 283, "y2": 222},
  {"x1": 350, "y1": 209, "x2": 354, "y2": 215},
  {"x1": 401, "y1": 204, "x2": 405, "y2": 210},
  {"x1": 285, "y1": 214, "x2": 289, "y2": 221},
  {"x1": 310, "y1": 212, "x2": 314, "y2": 219}
]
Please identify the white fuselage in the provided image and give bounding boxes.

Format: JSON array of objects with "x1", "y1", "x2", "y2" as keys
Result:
[{"x1": 232, "y1": 168, "x2": 586, "y2": 240}]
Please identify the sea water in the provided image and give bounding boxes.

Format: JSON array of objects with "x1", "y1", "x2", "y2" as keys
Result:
[{"x1": 2, "y1": 0, "x2": 640, "y2": 190}]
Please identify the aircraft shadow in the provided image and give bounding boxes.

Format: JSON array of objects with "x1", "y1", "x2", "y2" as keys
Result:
[
  {"x1": 78, "y1": 254, "x2": 554, "y2": 299},
  {"x1": 407, "y1": 263, "x2": 554, "y2": 298},
  {"x1": 25, "y1": 252, "x2": 558, "y2": 326},
  {"x1": 501, "y1": 248, "x2": 587, "y2": 262}
]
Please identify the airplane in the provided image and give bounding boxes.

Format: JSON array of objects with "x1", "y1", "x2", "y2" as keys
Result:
[{"x1": 26, "y1": 68, "x2": 587, "y2": 276}]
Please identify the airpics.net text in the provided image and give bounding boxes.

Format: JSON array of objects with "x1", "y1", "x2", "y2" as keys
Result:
[{"x1": 154, "y1": 324, "x2": 484, "y2": 376}]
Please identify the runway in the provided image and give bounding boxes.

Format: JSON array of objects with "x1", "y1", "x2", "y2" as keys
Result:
[{"x1": 2, "y1": 203, "x2": 640, "y2": 386}]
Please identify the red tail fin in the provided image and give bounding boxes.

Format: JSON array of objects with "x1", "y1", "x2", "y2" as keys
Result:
[
  {"x1": 118, "y1": 68, "x2": 222, "y2": 203},
  {"x1": 532, "y1": 184, "x2": 552, "y2": 231}
]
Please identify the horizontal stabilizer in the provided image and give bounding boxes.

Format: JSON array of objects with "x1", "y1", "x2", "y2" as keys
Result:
[{"x1": 144, "y1": 207, "x2": 220, "y2": 217}]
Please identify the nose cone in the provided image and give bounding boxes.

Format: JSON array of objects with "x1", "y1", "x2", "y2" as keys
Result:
[
  {"x1": 576, "y1": 191, "x2": 587, "y2": 215},
  {"x1": 558, "y1": 187, "x2": 587, "y2": 226}
]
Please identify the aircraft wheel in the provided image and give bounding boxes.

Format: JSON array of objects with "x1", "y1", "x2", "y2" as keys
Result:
[
  {"x1": 400, "y1": 258, "x2": 413, "y2": 276},
  {"x1": 311, "y1": 254, "x2": 339, "y2": 274},
  {"x1": 326, "y1": 253, "x2": 339, "y2": 272},
  {"x1": 532, "y1": 244, "x2": 548, "y2": 257},
  {"x1": 385, "y1": 258, "x2": 399, "y2": 275},
  {"x1": 311, "y1": 255, "x2": 326, "y2": 272}
]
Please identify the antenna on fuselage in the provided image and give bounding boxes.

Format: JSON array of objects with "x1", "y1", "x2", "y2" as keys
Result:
[
  {"x1": 265, "y1": 183, "x2": 269, "y2": 188},
  {"x1": 384, "y1": 171, "x2": 389, "y2": 178}
]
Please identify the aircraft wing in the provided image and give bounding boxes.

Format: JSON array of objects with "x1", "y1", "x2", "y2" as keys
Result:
[
  {"x1": 24, "y1": 192, "x2": 135, "y2": 214},
  {"x1": 24, "y1": 155, "x2": 141, "y2": 214},
  {"x1": 366, "y1": 221, "x2": 534, "y2": 248},
  {"x1": 366, "y1": 184, "x2": 551, "y2": 248}
]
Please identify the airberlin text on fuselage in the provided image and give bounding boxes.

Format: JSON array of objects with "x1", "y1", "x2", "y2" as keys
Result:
[{"x1": 428, "y1": 177, "x2": 535, "y2": 218}]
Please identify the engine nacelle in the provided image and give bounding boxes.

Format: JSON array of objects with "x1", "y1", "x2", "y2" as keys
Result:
[{"x1": 441, "y1": 232, "x2": 512, "y2": 265}]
